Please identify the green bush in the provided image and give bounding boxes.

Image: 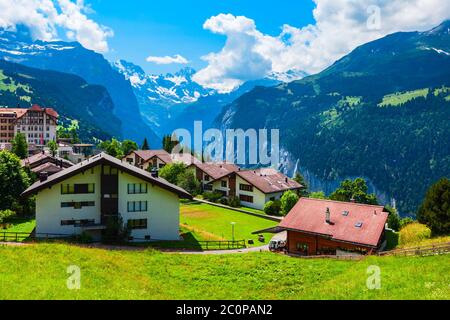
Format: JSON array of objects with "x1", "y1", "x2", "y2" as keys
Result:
[
  {"x1": 264, "y1": 200, "x2": 281, "y2": 216},
  {"x1": 228, "y1": 196, "x2": 241, "y2": 208},
  {"x1": 0, "y1": 209, "x2": 15, "y2": 224},
  {"x1": 280, "y1": 191, "x2": 299, "y2": 215},
  {"x1": 203, "y1": 191, "x2": 223, "y2": 203},
  {"x1": 400, "y1": 217, "x2": 415, "y2": 229},
  {"x1": 399, "y1": 223, "x2": 431, "y2": 246},
  {"x1": 219, "y1": 197, "x2": 229, "y2": 205}
]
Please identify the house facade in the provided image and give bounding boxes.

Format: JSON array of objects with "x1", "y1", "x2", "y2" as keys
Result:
[
  {"x1": 22, "y1": 153, "x2": 191, "y2": 241},
  {"x1": 278, "y1": 198, "x2": 388, "y2": 256},
  {"x1": 189, "y1": 162, "x2": 240, "y2": 195},
  {"x1": 232, "y1": 168, "x2": 302, "y2": 210},
  {"x1": 124, "y1": 150, "x2": 173, "y2": 171}
]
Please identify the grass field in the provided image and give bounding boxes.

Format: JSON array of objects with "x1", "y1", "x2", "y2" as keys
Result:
[
  {"x1": 1, "y1": 217, "x2": 36, "y2": 233},
  {"x1": 180, "y1": 202, "x2": 277, "y2": 246},
  {"x1": 379, "y1": 88, "x2": 429, "y2": 107},
  {"x1": 0, "y1": 243, "x2": 448, "y2": 300}
]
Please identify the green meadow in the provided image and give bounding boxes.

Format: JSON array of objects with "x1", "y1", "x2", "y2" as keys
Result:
[{"x1": 0, "y1": 243, "x2": 448, "y2": 300}]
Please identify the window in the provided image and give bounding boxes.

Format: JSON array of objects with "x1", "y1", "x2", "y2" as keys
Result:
[
  {"x1": 355, "y1": 222, "x2": 363, "y2": 228},
  {"x1": 60, "y1": 219, "x2": 94, "y2": 226},
  {"x1": 221, "y1": 180, "x2": 227, "y2": 188},
  {"x1": 239, "y1": 184, "x2": 253, "y2": 192},
  {"x1": 103, "y1": 165, "x2": 118, "y2": 175},
  {"x1": 203, "y1": 184, "x2": 213, "y2": 191},
  {"x1": 239, "y1": 194, "x2": 254, "y2": 203},
  {"x1": 204, "y1": 175, "x2": 210, "y2": 181},
  {"x1": 61, "y1": 201, "x2": 95, "y2": 209},
  {"x1": 128, "y1": 219, "x2": 147, "y2": 230},
  {"x1": 127, "y1": 201, "x2": 148, "y2": 212},
  {"x1": 127, "y1": 183, "x2": 148, "y2": 194},
  {"x1": 61, "y1": 184, "x2": 95, "y2": 194}
]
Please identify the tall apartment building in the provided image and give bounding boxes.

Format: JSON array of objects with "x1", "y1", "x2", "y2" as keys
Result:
[{"x1": 0, "y1": 105, "x2": 58, "y2": 146}]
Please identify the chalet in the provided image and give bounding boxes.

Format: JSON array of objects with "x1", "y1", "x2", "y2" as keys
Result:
[
  {"x1": 123, "y1": 149, "x2": 173, "y2": 170},
  {"x1": 276, "y1": 198, "x2": 388, "y2": 256},
  {"x1": 232, "y1": 168, "x2": 302, "y2": 210},
  {"x1": 21, "y1": 152, "x2": 74, "y2": 176},
  {"x1": 189, "y1": 162, "x2": 240, "y2": 196},
  {"x1": 21, "y1": 153, "x2": 191, "y2": 241}
]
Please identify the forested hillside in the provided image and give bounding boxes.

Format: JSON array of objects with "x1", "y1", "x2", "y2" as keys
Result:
[
  {"x1": 0, "y1": 60, "x2": 121, "y2": 142},
  {"x1": 216, "y1": 21, "x2": 450, "y2": 215}
]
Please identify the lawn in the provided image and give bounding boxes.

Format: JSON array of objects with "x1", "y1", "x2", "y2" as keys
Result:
[
  {"x1": 0, "y1": 243, "x2": 449, "y2": 300},
  {"x1": 180, "y1": 202, "x2": 278, "y2": 246},
  {"x1": 1, "y1": 217, "x2": 36, "y2": 233}
]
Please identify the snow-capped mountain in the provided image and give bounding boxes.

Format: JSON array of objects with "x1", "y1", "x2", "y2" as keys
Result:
[
  {"x1": 0, "y1": 25, "x2": 160, "y2": 147},
  {"x1": 114, "y1": 60, "x2": 213, "y2": 105},
  {"x1": 114, "y1": 59, "x2": 308, "y2": 136}
]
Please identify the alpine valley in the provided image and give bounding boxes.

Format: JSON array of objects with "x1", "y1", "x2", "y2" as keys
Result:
[{"x1": 216, "y1": 20, "x2": 450, "y2": 215}]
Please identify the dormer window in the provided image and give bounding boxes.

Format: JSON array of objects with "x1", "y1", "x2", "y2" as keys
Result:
[
  {"x1": 355, "y1": 222, "x2": 363, "y2": 228},
  {"x1": 342, "y1": 211, "x2": 349, "y2": 216}
]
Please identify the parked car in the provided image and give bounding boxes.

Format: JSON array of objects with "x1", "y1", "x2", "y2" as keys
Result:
[{"x1": 269, "y1": 239, "x2": 286, "y2": 252}]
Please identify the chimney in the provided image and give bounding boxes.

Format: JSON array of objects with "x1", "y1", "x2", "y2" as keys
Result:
[
  {"x1": 325, "y1": 207, "x2": 331, "y2": 224},
  {"x1": 150, "y1": 168, "x2": 158, "y2": 178},
  {"x1": 285, "y1": 177, "x2": 288, "y2": 183},
  {"x1": 39, "y1": 171, "x2": 48, "y2": 182}
]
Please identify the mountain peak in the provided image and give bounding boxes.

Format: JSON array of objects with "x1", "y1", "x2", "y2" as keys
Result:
[{"x1": 424, "y1": 20, "x2": 450, "y2": 36}]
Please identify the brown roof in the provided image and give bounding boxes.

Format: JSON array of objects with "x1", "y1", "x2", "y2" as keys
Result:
[
  {"x1": 279, "y1": 198, "x2": 388, "y2": 247},
  {"x1": 236, "y1": 168, "x2": 302, "y2": 194},
  {"x1": 133, "y1": 149, "x2": 173, "y2": 164},
  {"x1": 22, "y1": 152, "x2": 192, "y2": 199},
  {"x1": 195, "y1": 162, "x2": 240, "y2": 181},
  {"x1": 31, "y1": 162, "x2": 65, "y2": 174},
  {"x1": 21, "y1": 153, "x2": 73, "y2": 169},
  {"x1": 0, "y1": 108, "x2": 27, "y2": 118}
]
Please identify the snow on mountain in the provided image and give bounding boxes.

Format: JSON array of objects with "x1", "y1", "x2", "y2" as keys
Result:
[{"x1": 113, "y1": 60, "x2": 213, "y2": 105}]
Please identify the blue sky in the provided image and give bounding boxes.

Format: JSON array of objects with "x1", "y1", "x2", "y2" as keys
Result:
[
  {"x1": 89, "y1": 0, "x2": 316, "y2": 74},
  {"x1": 3, "y1": 0, "x2": 448, "y2": 92}
]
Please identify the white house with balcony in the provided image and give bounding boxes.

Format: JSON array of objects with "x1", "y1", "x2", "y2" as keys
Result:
[{"x1": 22, "y1": 153, "x2": 191, "y2": 241}]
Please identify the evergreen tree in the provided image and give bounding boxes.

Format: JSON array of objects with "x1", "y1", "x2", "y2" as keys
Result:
[
  {"x1": 11, "y1": 133, "x2": 28, "y2": 159},
  {"x1": 417, "y1": 178, "x2": 450, "y2": 235},
  {"x1": 293, "y1": 172, "x2": 309, "y2": 197},
  {"x1": 142, "y1": 138, "x2": 149, "y2": 150}
]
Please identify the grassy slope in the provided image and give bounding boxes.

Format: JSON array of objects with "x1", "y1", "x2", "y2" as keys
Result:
[
  {"x1": 180, "y1": 202, "x2": 277, "y2": 245},
  {"x1": 0, "y1": 243, "x2": 448, "y2": 300}
]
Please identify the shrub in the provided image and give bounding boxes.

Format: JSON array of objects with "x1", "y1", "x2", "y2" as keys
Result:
[
  {"x1": 399, "y1": 223, "x2": 431, "y2": 246},
  {"x1": 177, "y1": 169, "x2": 201, "y2": 196},
  {"x1": 158, "y1": 163, "x2": 186, "y2": 185},
  {"x1": 228, "y1": 196, "x2": 241, "y2": 208},
  {"x1": 264, "y1": 200, "x2": 281, "y2": 216},
  {"x1": 400, "y1": 217, "x2": 415, "y2": 229},
  {"x1": 203, "y1": 191, "x2": 224, "y2": 203},
  {"x1": 0, "y1": 209, "x2": 15, "y2": 224},
  {"x1": 280, "y1": 191, "x2": 299, "y2": 215},
  {"x1": 386, "y1": 206, "x2": 401, "y2": 231},
  {"x1": 219, "y1": 197, "x2": 229, "y2": 205}
]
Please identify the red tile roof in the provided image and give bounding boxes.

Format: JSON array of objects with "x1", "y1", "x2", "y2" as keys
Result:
[
  {"x1": 195, "y1": 162, "x2": 240, "y2": 180},
  {"x1": 236, "y1": 168, "x2": 302, "y2": 194},
  {"x1": 279, "y1": 198, "x2": 388, "y2": 247},
  {"x1": 0, "y1": 105, "x2": 58, "y2": 119}
]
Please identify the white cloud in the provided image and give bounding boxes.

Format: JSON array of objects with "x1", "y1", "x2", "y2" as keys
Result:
[
  {"x1": 0, "y1": 0, "x2": 113, "y2": 53},
  {"x1": 146, "y1": 54, "x2": 189, "y2": 65},
  {"x1": 193, "y1": 0, "x2": 450, "y2": 92}
]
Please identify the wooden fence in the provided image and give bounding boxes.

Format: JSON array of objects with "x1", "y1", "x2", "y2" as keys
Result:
[
  {"x1": 0, "y1": 231, "x2": 247, "y2": 251},
  {"x1": 378, "y1": 242, "x2": 450, "y2": 257}
]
